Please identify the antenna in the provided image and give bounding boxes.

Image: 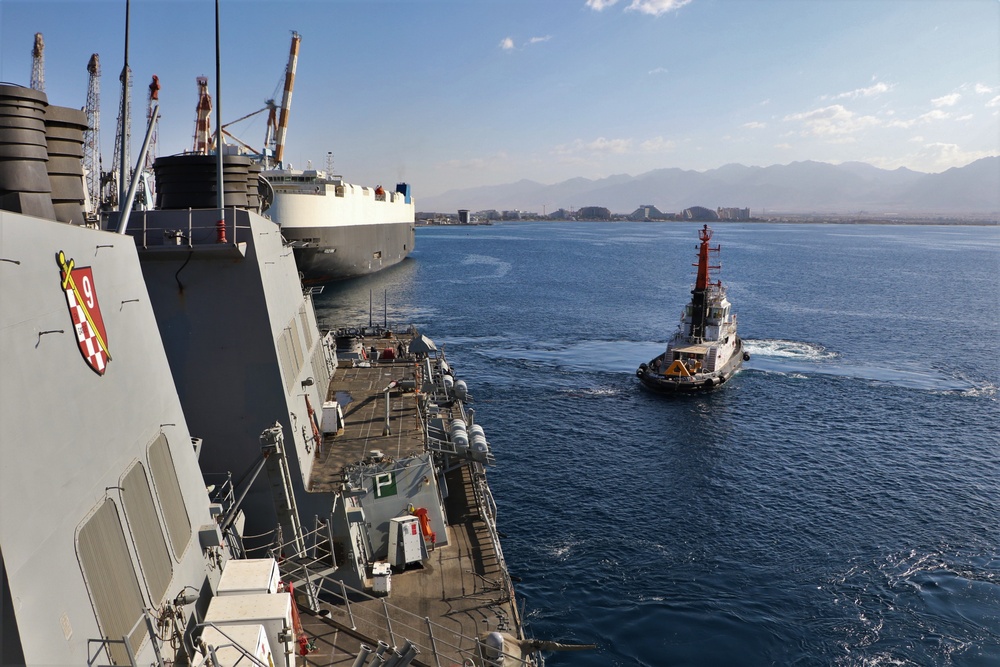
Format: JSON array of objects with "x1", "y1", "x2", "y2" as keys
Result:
[{"x1": 214, "y1": 0, "x2": 224, "y2": 211}]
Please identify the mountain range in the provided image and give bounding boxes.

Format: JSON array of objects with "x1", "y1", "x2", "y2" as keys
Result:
[{"x1": 419, "y1": 157, "x2": 999, "y2": 217}]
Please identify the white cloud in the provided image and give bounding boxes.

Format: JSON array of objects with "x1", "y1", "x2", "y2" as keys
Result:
[
  {"x1": 529, "y1": 36, "x2": 552, "y2": 45},
  {"x1": 829, "y1": 81, "x2": 891, "y2": 100},
  {"x1": 648, "y1": 67, "x2": 669, "y2": 75},
  {"x1": 639, "y1": 136, "x2": 676, "y2": 152},
  {"x1": 974, "y1": 83, "x2": 995, "y2": 95},
  {"x1": 783, "y1": 105, "x2": 879, "y2": 140},
  {"x1": 588, "y1": 0, "x2": 692, "y2": 15},
  {"x1": 986, "y1": 96, "x2": 1000, "y2": 108},
  {"x1": 585, "y1": 0, "x2": 620, "y2": 10},
  {"x1": 918, "y1": 109, "x2": 950, "y2": 122},
  {"x1": 742, "y1": 121, "x2": 767, "y2": 130},
  {"x1": 625, "y1": 0, "x2": 693, "y2": 16},
  {"x1": 886, "y1": 108, "x2": 952, "y2": 129},
  {"x1": 499, "y1": 37, "x2": 514, "y2": 51},
  {"x1": 931, "y1": 93, "x2": 961, "y2": 107},
  {"x1": 554, "y1": 137, "x2": 634, "y2": 155}
]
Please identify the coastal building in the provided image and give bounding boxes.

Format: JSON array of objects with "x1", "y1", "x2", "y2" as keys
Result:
[
  {"x1": 682, "y1": 206, "x2": 720, "y2": 221},
  {"x1": 628, "y1": 204, "x2": 667, "y2": 221},
  {"x1": 718, "y1": 206, "x2": 751, "y2": 220},
  {"x1": 576, "y1": 206, "x2": 612, "y2": 220}
]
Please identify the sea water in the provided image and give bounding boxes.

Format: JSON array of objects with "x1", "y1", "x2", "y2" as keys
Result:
[{"x1": 314, "y1": 222, "x2": 1000, "y2": 666}]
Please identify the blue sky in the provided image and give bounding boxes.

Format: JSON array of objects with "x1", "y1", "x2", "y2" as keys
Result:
[{"x1": 2, "y1": 0, "x2": 997, "y2": 198}]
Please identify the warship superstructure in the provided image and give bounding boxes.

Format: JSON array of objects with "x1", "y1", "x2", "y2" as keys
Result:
[
  {"x1": 1, "y1": 36, "x2": 549, "y2": 662},
  {"x1": 0, "y1": 83, "x2": 294, "y2": 667},
  {"x1": 637, "y1": 224, "x2": 747, "y2": 392}
]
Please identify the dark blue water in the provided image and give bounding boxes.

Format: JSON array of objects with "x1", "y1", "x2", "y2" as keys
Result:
[{"x1": 315, "y1": 222, "x2": 1000, "y2": 666}]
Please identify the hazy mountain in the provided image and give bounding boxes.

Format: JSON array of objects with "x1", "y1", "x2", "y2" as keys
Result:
[{"x1": 420, "y1": 157, "x2": 999, "y2": 216}]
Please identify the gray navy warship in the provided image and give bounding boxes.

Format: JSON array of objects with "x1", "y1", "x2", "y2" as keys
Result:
[{"x1": 0, "y1": 27, "x2": 585, "y2": 664}]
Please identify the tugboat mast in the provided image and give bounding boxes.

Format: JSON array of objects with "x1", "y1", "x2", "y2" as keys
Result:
[{"x1": 689, "y1": 224, "x2": 721, "y2": 342}]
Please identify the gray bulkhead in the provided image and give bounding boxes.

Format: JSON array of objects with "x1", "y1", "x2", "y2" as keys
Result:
[
  {"x1": 126, "y1": 207, "x2": 335, "y2": 542},
  {"x1": 0, "y1": 211, "x2": 226, "y2": 665}
]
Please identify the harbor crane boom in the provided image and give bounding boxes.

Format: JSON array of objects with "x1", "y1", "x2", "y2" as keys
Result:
[
  {"x1": 30, "y1": 33, "x2": 45, "y2": 92},
  {"x1": 83, "y1": 54, "x2": 101, "y2": 216},
  {"x1": 272, "y1": 31, "x2": 300, "y2": 166},
  {"x1": 193, "y1": 76, "x2": 213, "y2": 154}
]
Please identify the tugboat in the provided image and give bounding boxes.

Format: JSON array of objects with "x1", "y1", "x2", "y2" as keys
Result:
[{"x1": 637, "y1": 224, "x2": 748, "y2": 392}]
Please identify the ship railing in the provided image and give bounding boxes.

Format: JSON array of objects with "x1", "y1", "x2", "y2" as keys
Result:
[
  {"x1": 129, "y1": 207, "x2": 258, "y2": 250},
  {"x1": 204, "y1": 472, "x2": 249, "y2": 559},
  {"x1": 87, "y1": 611, "x2": 163, "y2": 667},
  {"x1": 469, "y1": 463, "x2": 516, "y2": 607},
  {"x1": 273, "y1": 554, "x2": 537, "y2": 667}
]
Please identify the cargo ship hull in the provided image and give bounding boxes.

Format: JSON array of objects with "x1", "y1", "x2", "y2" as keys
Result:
[
  {"x1": 264, "y1": 169, "x2": 415, "y2": 283},
  {"x1": 286, "y1": 218, "x2": 414, "y2": 283}
]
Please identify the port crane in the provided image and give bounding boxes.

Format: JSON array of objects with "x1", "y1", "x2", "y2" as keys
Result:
[
  {"x1": 193, "y1": 76, "x2": 213, "y2": 154},
  {"x1": 30, "y1": 33, "x2": 44, "y2": 92},
  {"x1": 82, "y1": 54, "x2": 101, "y2": 217},
  {"x1": 216, "y1": 31, "x2": 300, "y2": 167}
]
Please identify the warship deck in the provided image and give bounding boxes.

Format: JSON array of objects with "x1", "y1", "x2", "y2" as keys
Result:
[{"x1": 297, "y1": 335, "x2": 521, "y2": 666}]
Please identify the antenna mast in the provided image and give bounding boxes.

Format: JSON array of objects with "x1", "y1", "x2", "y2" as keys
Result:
[
  {"x1": 83, "y1": 54, "x2": 102, "y2": 217},
  {"x1": 30, "y1": 33, "x2": 45, "y2": 92}
]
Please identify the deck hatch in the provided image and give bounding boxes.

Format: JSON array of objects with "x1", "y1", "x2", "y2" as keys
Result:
[
  {"x1": 122, "y1": 464, "x2": 173, "y2": 604},
  {"x1": 77, "y1": 500, "x2": 146, "y2": 664},
  {"x1": 149, "y1": 434, "x2": 192, "y2": 558}
]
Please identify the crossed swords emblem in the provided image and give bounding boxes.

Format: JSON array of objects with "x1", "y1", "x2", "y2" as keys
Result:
[{"x1": 57, "y1": 250, "x2": 112, "y2": 363}]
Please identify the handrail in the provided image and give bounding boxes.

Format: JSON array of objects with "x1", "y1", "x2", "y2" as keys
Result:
[{"x1": 274, "y1": 557, "x2": 535, "y2": 667}]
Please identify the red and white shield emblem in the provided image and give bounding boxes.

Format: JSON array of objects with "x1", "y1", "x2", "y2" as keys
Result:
[{"x1": 57, "y1": 251, "x2": 111, "y2": 375}]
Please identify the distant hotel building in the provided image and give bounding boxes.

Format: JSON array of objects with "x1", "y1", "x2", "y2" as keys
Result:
[
  {"x1": 628, "y1": 205, "x2": 667, "y2": 221},
  {"x1": 717, "y1": 207, "x2": 751, "y2": 220}
]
